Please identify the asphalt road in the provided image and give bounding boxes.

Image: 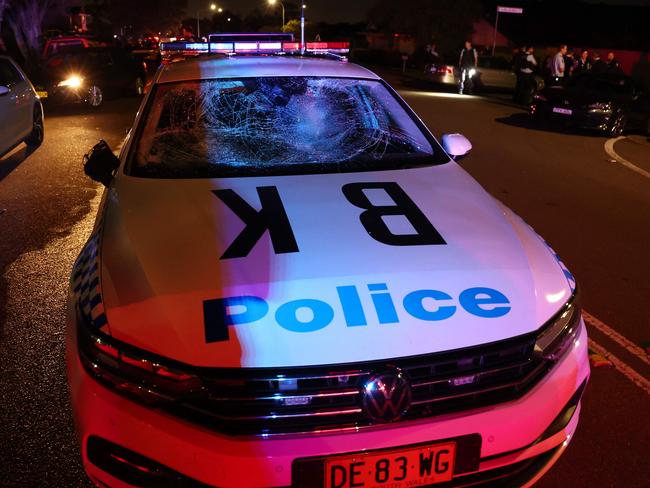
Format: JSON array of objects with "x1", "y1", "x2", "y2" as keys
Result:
[{"x1": 0, "y1": 82, "x2": 649, "y2": 487}]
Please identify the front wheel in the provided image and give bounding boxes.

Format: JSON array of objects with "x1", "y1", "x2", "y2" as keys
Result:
[
  {"x1": 607, "y1": 110, "x2": 627, "y2": 137},
  {"x1": 86, "y1": 85, "x2": 104, "y2": 108},
  {"x1": 25, "y1": 104, "x2": 44, "y2": 148}
]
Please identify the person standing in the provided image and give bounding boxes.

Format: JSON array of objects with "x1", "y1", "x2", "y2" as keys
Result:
[
  {"x1": 512, "y1": 45, "x2": 527, "y2": 102},
  {"x1": 563, "y1": 51, "x2": 575, "y2": 77},
  {"x1": 573, "y1": 50, "x2": 591, "y2": 75},
  {"x1": 606, "y1": 51, "x2": 622, "y2": 74},
  {"x1": 517, "y1": 46, "x2": 538, "y2": 105},
  {"x1": 591, "y1": 52, "x2": 607, "y2": 75},
  {"x1": 458, "y1": 40, "x2": 478, "y2": 94},
  {"x1": 429, "y1": 43, "x2": 440, "y2": 64},
  {"x1": 423, "y1": 43, "x2": 441, "y2": 73},
  {"x1": 550, "y1": 44, "x2": 568, "y2": 83}
]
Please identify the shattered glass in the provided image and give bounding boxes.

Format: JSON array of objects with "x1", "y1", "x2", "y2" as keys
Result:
[{"x1": 132, "y1": 77, "x2": 443, "y2": 178}]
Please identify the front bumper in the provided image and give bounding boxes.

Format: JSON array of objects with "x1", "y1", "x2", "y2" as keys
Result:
[{"x1": 67, "y1": 304, "x2": 590, "y2": 488}]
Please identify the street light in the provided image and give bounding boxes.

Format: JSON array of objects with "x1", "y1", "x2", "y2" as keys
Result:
[
  {"x1": 300, "y1": 4, "x2": 306, "y2": 53},
  {"x1": 268, "y1": 0, "x2": 285, "y2": 30},
  {"x1": 197, "y1": 3, "x2": 220, "y2": 39}
]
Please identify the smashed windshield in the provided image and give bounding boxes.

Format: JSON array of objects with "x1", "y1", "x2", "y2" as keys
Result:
[{"x1": 129, "y1": 77, "x2": 445, "y2": 178}]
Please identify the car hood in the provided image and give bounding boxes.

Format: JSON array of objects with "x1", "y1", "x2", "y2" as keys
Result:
[{"x1": 97, "y1": 163, "x2": 573, "y2": 368}]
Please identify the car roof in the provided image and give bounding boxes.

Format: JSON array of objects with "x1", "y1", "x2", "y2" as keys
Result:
[{"x1": 157, "y1": 56, "x2": 380, "y2": 83}]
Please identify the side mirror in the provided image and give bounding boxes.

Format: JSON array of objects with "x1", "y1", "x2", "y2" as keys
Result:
[
  {"x1": 0, "y1": 85, "x2": 10, "y2": 96},
  {"x1": 441, "y1": 133, "x2": 472, "y2": 161},
  {"x1": 83, "y1": 140, "x2": 120, "y2": 186}
]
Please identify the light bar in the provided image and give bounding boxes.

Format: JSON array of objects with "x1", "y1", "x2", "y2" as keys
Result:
[
  {"x1": 160, "y1": 38, "x2": 350, "y2": 58},
  {"x1": 305, "y1": 42, "x2": 350, "y2": 54}
]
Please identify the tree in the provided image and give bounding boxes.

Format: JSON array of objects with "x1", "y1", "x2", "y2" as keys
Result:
[
  {"x1": 368, "y1": 0, "x2": 483, "y2": 56},
  {"x1": 0, "y1": 0, "x2": 8, "y2": 51},
  {"x1": 282, "y1": 19, "x2": 301, "y2": 36},
  {"x1": 91, "y1": 0, "x2": 187, "y2": 36},
  {"x1": 0, "y1": 0, "x2": 8, "y2": 27},
  {"x1": 5, "y1": 0, "x2": 52, "y2": 68}
]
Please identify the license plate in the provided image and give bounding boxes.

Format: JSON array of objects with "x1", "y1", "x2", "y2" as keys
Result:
[
  {"x1": 552, "y1": 107, "x2": 572, "y2": 115},
  {"x1": 325, "y1": 441, "x2": 456, "y2": 488},
  {"x1": 36, "y1": 91, "x2": 48, "y2": 98}
]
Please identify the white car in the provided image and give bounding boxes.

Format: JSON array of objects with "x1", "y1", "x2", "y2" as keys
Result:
[
  {"x1": 67, "y1": 38, "x2": 589, "y2": 488},
  {"x1": 428, "y1": 56, "x2": 544, "y2": 93},
  {"x1": 0, "y1": 55, "x2": 44, "y2": 156}
]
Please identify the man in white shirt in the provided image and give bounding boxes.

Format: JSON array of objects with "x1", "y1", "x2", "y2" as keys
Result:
[{"x1": 551, "y1": 45, "x2": 568, "y2": 79}]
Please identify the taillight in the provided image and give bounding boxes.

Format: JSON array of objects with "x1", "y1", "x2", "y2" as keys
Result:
[
  {"x1": 440, "y1": 65, "x2": 455, "y2": 74},
  {"x1": 78, "y1": 309, "x2": 203, "y2": 404}
]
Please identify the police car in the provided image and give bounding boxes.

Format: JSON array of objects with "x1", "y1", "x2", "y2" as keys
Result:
[{"x1": 67, "y1": 35, "x2": 589, "y2": 488}]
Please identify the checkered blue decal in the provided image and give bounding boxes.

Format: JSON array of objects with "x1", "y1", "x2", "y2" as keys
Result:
[{"x1": 72, "y1": 227, "x2": 107, "y2": 330}]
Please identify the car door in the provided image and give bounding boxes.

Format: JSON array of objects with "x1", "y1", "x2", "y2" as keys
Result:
[
  {"x1": 0, "y1": 58, "x2": 33, "y2": 154},
  {"x1": 484, "y1": 57, "x2": 516, "y2": 89},
  {"x1": 477, "y1": 57, "x2": 508, "y2": 89}
]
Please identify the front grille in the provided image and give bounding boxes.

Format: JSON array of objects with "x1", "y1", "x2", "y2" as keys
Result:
[{"x1": 165, "y1": 333, "x2": 548, "y2": 436}]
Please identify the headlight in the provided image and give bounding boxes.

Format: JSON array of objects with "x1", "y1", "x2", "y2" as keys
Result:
[
  {"x1": 534, "y1": 293, "x2": 581, "y2": 361},
  {"x1": 77, "y1": 307, "x2": 203, "y2": 405},
  {"x1": 468, "y1": 68, "x2": 476, "y2": 77},
  {"x1": 587, "y1": 102, "x2": 612, "y2": 112},
  {"x1": 57, "y1": 75, "x2": 84, "y2": 88}
]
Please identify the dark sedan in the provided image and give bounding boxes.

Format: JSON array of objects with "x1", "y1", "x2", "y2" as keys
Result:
[
  {"x1": 529, "y1": 74, "x2": 650, "y2": 136},
  {"x1": 42, "y1": 47, "x2": 147, "y2": 108}
]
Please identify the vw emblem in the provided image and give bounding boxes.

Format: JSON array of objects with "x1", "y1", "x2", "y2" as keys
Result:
[{"x1": 362, "y1": 369, "x2": 412, "y2": 423}]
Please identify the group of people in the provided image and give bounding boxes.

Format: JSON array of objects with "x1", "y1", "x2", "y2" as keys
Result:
[
  {"x1": 542, "y1": 45, "x2": 622, "y2": 80},
  {"x1": 513, "y1": 44, "x2": 623, "y2": 104}
]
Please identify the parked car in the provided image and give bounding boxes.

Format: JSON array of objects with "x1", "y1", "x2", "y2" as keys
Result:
[
  {"x1": 67, "y1": 38, "x2": 589, "y2": 488},
  {"x1": 42, "y1": 47, "x2": 146, "y2": 107},
  {"x1": 428, "y1": 56, "x2": 544, "y2": 94},
  {"x1": 0, "y1": 56, "x2": 44, "y2": 156},
  {"x1": 530, "y1": 73, "x2": 650, "y2": 136},
  {"x1": 42, "y1": 35, "x2": 108, "y2": 59}
]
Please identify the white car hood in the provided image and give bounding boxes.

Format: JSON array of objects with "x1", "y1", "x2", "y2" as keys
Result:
[{"x1": 99, "y1": 163, "x2": 572, "y2": 367}]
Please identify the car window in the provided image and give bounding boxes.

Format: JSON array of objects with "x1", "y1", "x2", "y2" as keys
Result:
[
  {"x1": 492, "y1": 57, "x2": 510, "y2": 70},
  {"x1": 0, "y1": 59, "x2": 24, "y2": 86},
  {"x1": 478, "y1": 57, "x2": 510, "y2": 70},
  {"x1": 129, "y1": 77, "x2": 447, "y2": 178},
  {"x1": 46, "y1": 40, "x2": 84, "y2": 57}
]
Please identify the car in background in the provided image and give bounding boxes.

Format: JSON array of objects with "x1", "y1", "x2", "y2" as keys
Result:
[
  {"x1": 428, "y1": 56, "x2": 544, "y2": 93},
  {"x1": 0, "y1": 56, "x2": 44, "y2": 156},
  {"x1": 530, "y1": 73, "x2": 650, "y2": 137},
  {"x1": 42, "y1": 35, "x2": 108, "y2": 59},
  {"x1": 43, "y1": 47, "x2": 147, "y2": 108}
]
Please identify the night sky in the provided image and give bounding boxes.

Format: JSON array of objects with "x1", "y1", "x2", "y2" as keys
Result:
[
  {"x1": 189, "y1": 0, "x2": 650, "y2": 25},
  {"x1": 189, "y1": 0, "x2": 375, "y2": 23}
]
